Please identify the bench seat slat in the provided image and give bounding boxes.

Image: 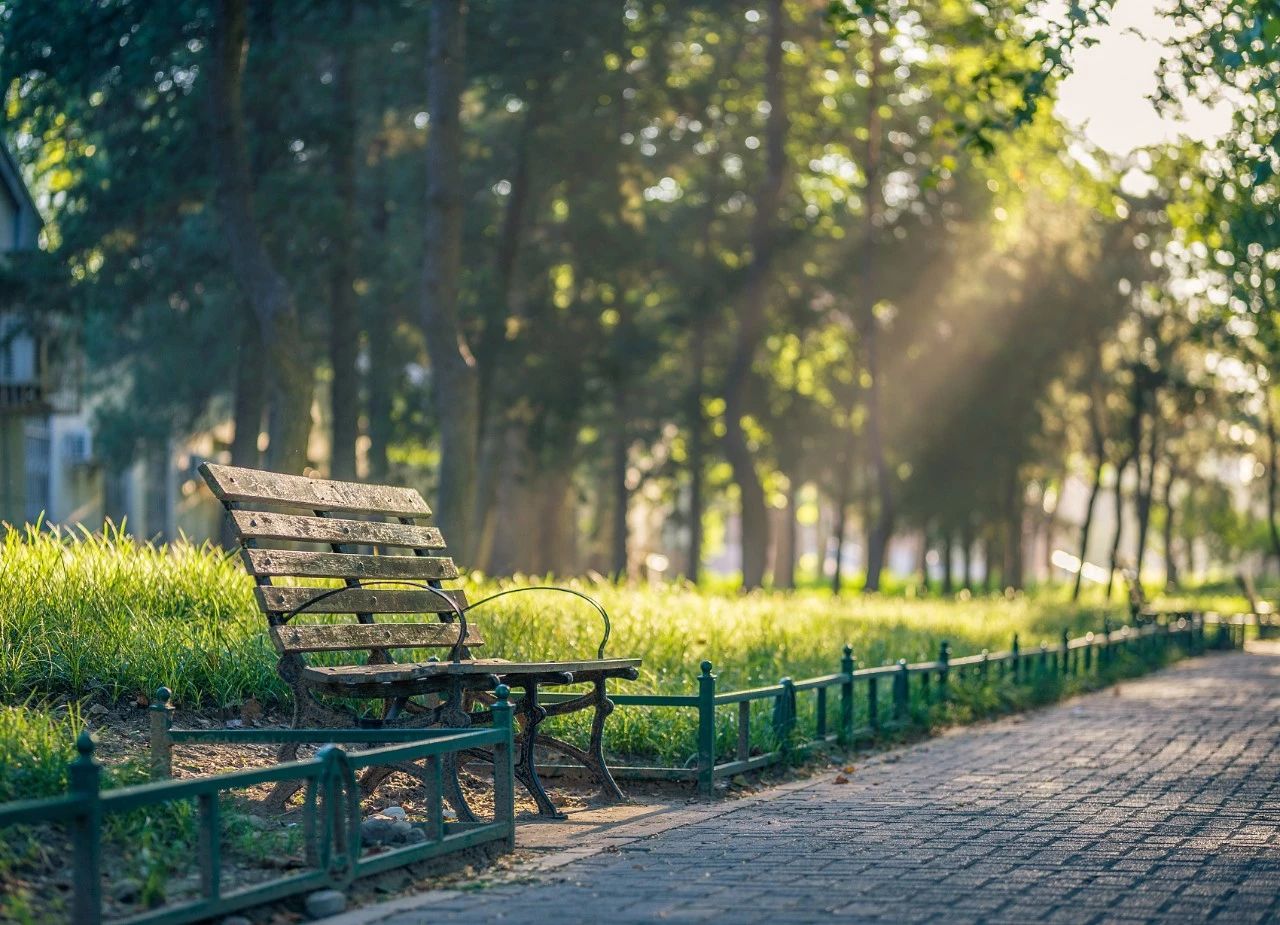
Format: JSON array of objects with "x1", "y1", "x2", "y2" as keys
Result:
[
  {"x1": 257, "y1": 586, "x2": 469, "y2": 615},
  {"x1": 243, "y1": 549, "x2": 458, "y2": 581},
  {"x1": 229, "y1": 511, "x2": 444, "y2": 549},
  {"x1": 302, "y1": 657, "x2": 642, "y2": 685},
  {"x1": 271, "y1": 622, "x2": 483, "y2": 654},
  {"x1": 201, "y1": 463, "x2": 431, "y2": 517}
]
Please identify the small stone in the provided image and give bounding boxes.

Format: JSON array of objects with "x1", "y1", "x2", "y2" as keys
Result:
[
  {"x1": 390, "y1": 820, "x2": 414, "y2": 842},
  {"x1": 111, "y1": 878, "x2": 142, "y2": 903},
  {"x1": 242, "y1": 814, "x2": 270, "y2": 831},
  {"x1": 404, "y1": 827, "x2": 427, "y2": 844},
  {"x1": 88, "y1": 704, "x2": 110, "y2": 718},
  {"x1": 361, "y1": 818, "x2": 395, "y2": 845},
  {"x1": 381, "y1": 805, "x2": 407, "y2": 819},
  {"x1": 304, "y1": 889, "x2": 346, "y2": 919},
  {"x1": 224, "y1": 718, "x2": 244, "y2": 729},
  {"x1": 443, "y1": 807, "x2": 458, "y2": 821}
]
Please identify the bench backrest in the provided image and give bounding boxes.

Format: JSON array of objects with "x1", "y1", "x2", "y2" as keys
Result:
[{"x1": 199, "y1": 463, "x2": 480, "y2": 657}]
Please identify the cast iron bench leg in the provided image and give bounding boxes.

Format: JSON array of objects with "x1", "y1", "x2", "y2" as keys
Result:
[
  {"x1": 516, "y1": 683, "x2": 564, "y2": 819},
  {"x1": 587, "y1": 678, "x2": 625, "y2": 803}
]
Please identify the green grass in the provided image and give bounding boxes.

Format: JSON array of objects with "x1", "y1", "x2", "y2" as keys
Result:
[{"x1": 0, "y1": 523, "x2": 1249, "y2": 777}]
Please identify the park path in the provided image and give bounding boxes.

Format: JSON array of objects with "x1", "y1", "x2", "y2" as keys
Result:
[{"x1": 334, "y1": 645, "x2": 1280, "y2": 924}]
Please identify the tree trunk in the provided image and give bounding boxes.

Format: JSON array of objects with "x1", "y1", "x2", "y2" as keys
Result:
[
  {"x1": 1072, "y1": 382, "x2": 1107, "y2": 600},
  {"x1": 687, "y1": 319, "x2": 706, "y2": 584},
  {"x1": 721, "y1": 0, "x2": 787, "y2": 590},
  {"x1": 775, "y1": 476, "x2": 799, "y2": 590},
  {"x1": 328, "y1": 0, "x2": 359, "y2": 481},
  {"x1": 961, "y1": 525, "x2": 973, "y2": 591},
  {"x1": 209, "y1": 0, "x2": 313, "y2": 473},
  {"x1": 1105, "y1": 458, "x2": 1130, "y2": 600},
  {"x1": 223, "y1": 319, "x2": 265, "y2": 546},
  {"x1": 611, "y1": 405, "x2": 629, "y2": 582},
  {"x1": 1162, "y1": 467, "x2": 1179, "y2": 590},
  {"x1": 473, "y1": 92, "x2": 542, "y2": 567},
  {"x1": 1003, "y1": 473, "x2": 1024, "y2": 591},
  {"x1": 941, "y1": 532, "x2": 954, "y2": 595},
  {"x1": 422, "y1": 0, "x2": 480, "y2": 558},
  {"x1": 1266, "y1": 387, "x2": 1280, "y2": 568},
  {"x1": 860, "y1": 33, "x2": 892, "y2": 594},
  {"x1": 830, "y1": 435, "x2": 855, "y2": 595},
  {"x1": 1133, "y1": 412, "x2": 1160, "y2": 584}
]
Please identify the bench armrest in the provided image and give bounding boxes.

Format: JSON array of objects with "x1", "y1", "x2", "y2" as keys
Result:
[
  {"x1": 281, "y1": 579, "x2": 471, "y2": 663},
  {"x1": 463, "y1": 586, "x2": 614, "y2": 659}
]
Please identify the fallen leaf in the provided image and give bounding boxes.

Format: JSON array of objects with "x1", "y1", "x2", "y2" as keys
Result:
[
  {"x1": 134, "y1": 693, "x2": 150, "y2": 709},
  {"x1": 842, "y1": 765, "x2": 856, "y2": 773},
  {"x1": 833, "y1": 774, "x2": 850, "y2": 784}
]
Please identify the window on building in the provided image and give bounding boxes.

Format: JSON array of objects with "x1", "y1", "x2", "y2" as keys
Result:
[{"x1": 23, "y1": 417, "x2": 50, "y2": 523}]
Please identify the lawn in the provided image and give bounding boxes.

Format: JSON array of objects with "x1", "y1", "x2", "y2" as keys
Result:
[{"x1": 0, "y1": 524, "x2": 1250, "y2": 791}]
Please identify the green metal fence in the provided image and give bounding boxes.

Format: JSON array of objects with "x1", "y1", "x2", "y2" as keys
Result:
[
  {"x1": 0, "y1": 688, "x2": 517, "y2": 925},
  {"x1": 540, "y1": 610, "x2": 1238, "y2": 796}
]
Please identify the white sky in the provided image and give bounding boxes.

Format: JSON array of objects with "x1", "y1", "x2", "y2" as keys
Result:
[{"x1": 1054, "y1": 0, "x2": 1232, "y2": 156}]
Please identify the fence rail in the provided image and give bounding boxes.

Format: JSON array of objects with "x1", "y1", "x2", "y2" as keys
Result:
[
  {"x1": 539, "y1": 610, "x2": 1256, "y2": 795},
  {"x1": 0, "y1": 688, "x2": 517, "y2": 925}
]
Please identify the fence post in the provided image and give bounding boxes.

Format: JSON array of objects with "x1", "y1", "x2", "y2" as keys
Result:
[
  {"x1": 1038, "y1": 643, "x2": 1049, "y2": 679},
  {"x1": 1084, "y1": 632, "x2": 1093, "y2": 673},
  {"x1": 938, "y1": 641, "x2": 951, "y2": 703},
  {"x1": 1102, "y1": 618, "x2": 1112, "y2": 670},
  {"x1": 697, "y1": 661, "x2": 717, "y2": 798},
  {"x1": 980, "y1": 648, "x2": 990, "y2": 682},
  {"x1": 893, "y1": 659, "x2": 909, "y2": 724},
  {"x1": 839, "y1": 645, "x2": 855, "y2": 746},
  {"x1": 69, "y1": 731, "x2": 103, "y2": 925},
  {"x1": 490, "y1": 684, "x2": 516, "y2": 849},
  {"x1": 1061, "y1": 630, "x2": 1071, "y2": 677},
  {"x1": 1011, "y1": 634, "x2": 1021, "y2": 683},
  {"x1": 149, "y1": 686, "x2": 173, "y2": 779},
  {"x1": 775, "y1": 677, "x2": 797, "y2": 756}
]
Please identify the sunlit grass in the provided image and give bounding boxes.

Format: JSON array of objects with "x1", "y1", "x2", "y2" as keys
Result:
[{"x1": 0, "y1": 524, "x2": 1247, "y2": 773}]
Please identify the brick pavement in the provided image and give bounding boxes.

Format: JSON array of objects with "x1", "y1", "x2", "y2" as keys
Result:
[{"x1": 332, "y1": 646, "x2": 1280, "y2": 924}]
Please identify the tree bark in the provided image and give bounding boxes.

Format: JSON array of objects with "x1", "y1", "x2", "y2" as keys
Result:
[
  {"x1": 687, "y1": 319, "x2": 707, "y2": 584},
  {"x1": 775, "y1": 476, "x2": 799, "y2": 590},
  {"x1": 961, "y1": 524, "x2": 973, "y2": 591},
  {"x1": 1072, "y1": 382, "x2": 1107, "y2": 601},
  {"x1": 365, "y1": 128, "x2": 394, "y2": 484},
  {"x1": 209, "y1": 0, "x2": 313, "y2": 473},
  {"x1": 223, "y1": 318, "x2": 265, "y2": 546},
  {"x1": 1266, "y1": 387, "x2": 1280, "y2": 568},
  {"x1": 422, "y1": 0, "x2": 480, "y2": 558},
  {"x1": 328, "y1": 0, "x2": 359, "y2": 481},
  {"x1": 941, "y1": 532, "x2": 954, "y2": 595},
  {"x1": 1161, "y1": 467, "x2": 1179, "y2": 590},
  {"x1": 1105, "y1": 458, "x2": 1130, "y2": 600},
  {"x1": 721, "y1": 0, "x2": 787, "y2": 590},
  {"x1": 473, "y1": 91, "x2": 542, "y2": 568},
  {"x1": 1133, "y1": 413, "x2": 1160, "y2": 585},
  {"x1": 611, "y1": 404, "x2": 629, "y2": 582},
  {"x1": 860, "y1": 32, "x2": 892, "y2": 593}
]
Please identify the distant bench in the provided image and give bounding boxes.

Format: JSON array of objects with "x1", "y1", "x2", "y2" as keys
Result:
[{"x1": 199, "y1": 462, "x2": 640, "y2": 818}]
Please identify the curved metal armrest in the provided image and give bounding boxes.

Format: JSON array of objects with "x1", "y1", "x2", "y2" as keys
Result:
[
  {"x1": 281, "y1": 579, "x2": 470, "y2": 663},
  {"x1": 463, "y1": 586, "x2": 614, "y2": 659}
]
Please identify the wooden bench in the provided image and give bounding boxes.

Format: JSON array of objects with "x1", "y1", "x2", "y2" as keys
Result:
[{"x1": 199, "y1": 462, "x2": 640, "y2": 818}]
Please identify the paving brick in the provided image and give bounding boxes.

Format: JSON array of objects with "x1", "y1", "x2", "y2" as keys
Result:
[{"x1": 347, "y1": 647, "x2": 1280, "y2": 925}]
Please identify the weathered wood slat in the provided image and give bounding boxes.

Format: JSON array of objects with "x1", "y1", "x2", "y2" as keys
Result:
[
  {"x1": 257, "y1": 586, "x2": 469, "y2": 615},
  {"x1": 228, "y1": 510, "x2": 445, "y2": 549},
  {"x1": 200, "y1": 463, "x2": 431, "y2": 517},
  {"x1": 242, "y1": 548, "x2": 458, "y2": 581},
  {"x1": 270, "y1": 622, "x2": 483, "y2": 654},
  {"x1": 302, "y1": 657, "x2": 642, "y2": 684}
]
